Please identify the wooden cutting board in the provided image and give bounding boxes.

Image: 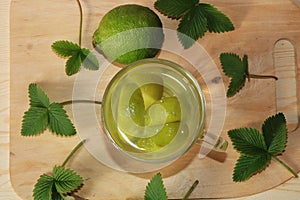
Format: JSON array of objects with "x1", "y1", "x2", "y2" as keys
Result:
[{"x1": 10, "y1": 0, "x2": 300, "y2": 199}]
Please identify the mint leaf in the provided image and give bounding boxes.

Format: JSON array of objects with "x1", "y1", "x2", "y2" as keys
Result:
[
  {"x1": 53, "y1": 166, "x2": 83, "y2": 195},
  {"x1": 228, "y1": 128, "x2": 267, "y2": 156},
  {"x1": 29, "y1": 83, "x2": 50, "y2": 108},
  {"x1": 145, "y1": 173, "x2": 167, "y2": 200},
  {"x1": 52, "y1": 40, "x2": 99, "y2": 76},
  {"x1": 227, "y1": 75, "x2": 246, "y2": 98},
  {"x1": 200, "y1": 3, "x2": 234, "y2": 33},
  {"x1": 243, "y1": 54, "x2": 249, "y2": 76},
  {"x1": 33, "y1": 166, "x2": 83, "y2": 200},
  {"x1": 52, "y1": 40, "x2": 81, "y2": 58},
  {"x1": 229, "y1": 113, "x2": 298, "y2": 182},
  {"x1": 220, "y1": 53, "x2": 248, "y2": 97},
  {"x1": 65, "y1": 52, "x2": 82, "y2": 76},
  {"x1": 21, "y1": 107, "x2": 49, "y2": 136},
  {"x1": 33, "y1": 174, "x2": 54, "y2": 200},
  {"x1": 51, "y1": 187, "x2": 64, "y2": 200},
  {"x1": 80, "y1": 48, "x2": 99, "y2": 70},
  {"x1": 48, "y1": 103, "x2": 76, "y2": 136},
  {"x1": 177, "y1": 5, "x2": 207, "y2": 49},
  {"x1": 220, "y1": 52, "x2": 278, "y2": 97},
  {"x1": 233, "y1": 154, "x2": 271, "y2": 182},
  {"x1": 154, "y1": 0, "x2": 199, "y2": 19},
  {"x1": 21, "y1": 84, "x2": 76, "y2": 137},
  {"x1": 154, "y1": 1, "x2": 234, "y2": 48},
  {"x1": 262, "y1": 113, "x2": 287, "y2": 155},
  {"x1": 220, "y1": 53, "x2": 247, "y2": 77}
]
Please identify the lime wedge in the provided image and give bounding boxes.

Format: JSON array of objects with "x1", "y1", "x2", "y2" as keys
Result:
[
  {"x1": 131, "y1": 74, "x2": 164, "y2": 109},
  {"x1": 147, "y1": 96, "x2": 181, "y2": 125},
  {"x1": 117, "y1": 82, "x2": 147, "y2": 141},
  {"x1": 140, "y1": 83, "x2": 163, "y2": 109},
  {"x1": 137, "y1": 137, "x2": 160, "y2": 152},
  {"x1": 152, "y1": 122, "x2": 180, "y2": 147},
  {"x1": 128, "y1": 88, "x2": 146, "y2": 126}
]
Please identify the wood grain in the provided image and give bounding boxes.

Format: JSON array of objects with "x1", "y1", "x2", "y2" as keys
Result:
[
  {"x1": 291, "y1": 0, "x2": 300, "y2": 7},
  {"x1": 3, "y1": 0, "x2": 300, "y2": 199}
]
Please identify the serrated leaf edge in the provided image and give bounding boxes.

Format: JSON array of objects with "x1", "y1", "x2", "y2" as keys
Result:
[
  {"x1": 48, "y1": 103, "x2": 77, "y2": 136},
  {"x1": 154, "y1": 0, "x2": 199, "y2": 19},
  {"x1": 233, "y1": 154, "x2": 272, "y2": 182},
  {"x1": 53, "y1": 166, "x2": 83, "y2": 195},
  {"x1": 145, "y1": 173, "x2": 168, "y2": 200},
  {"x1": 51, "y1": 40, "x2": 81, "y2": 58}
]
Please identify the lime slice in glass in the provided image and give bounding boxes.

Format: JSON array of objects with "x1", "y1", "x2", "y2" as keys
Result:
[
  {"x1": 147, "y1": 96, "x2": 181, "y2": 125},
  {"x1": 152, "y1": 122, "x2": 180, "y2": 147}
]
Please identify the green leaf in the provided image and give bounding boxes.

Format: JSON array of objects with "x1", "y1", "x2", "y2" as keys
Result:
[
  {"x1": 200, "y1": 3, "x2": 234, "y2": 33},
  {"x1": 33, "y1": 174, "x2": 54, "y2": 200},
  {"x1": 51, "y1": 187, "x2": 65, "y2": 200},
  {"x1": 227, "y1": 75, "x2": 246, "y2": 97},
  {"x1": 154, "y1": 1, "x2": 234, "y2": 49},
  {"x1": 21, "y1": 107, "x2": 49, "y2": 136},
  {"x1": 228, "y1": 128, "x2": 267, "y2": 156},
  {"x1": 233, "y1": 154, "x2": 271, "y2": 182},
  {"x1": 53, "y1": 166, "x2": 83, "y2": 195},
  {"x1": 242, "y1": 55, "x2": 249, "y2": 77},
  {"x1": 29, "y1": 83, "x2": 50, "y2": 108},
  {"x1": 220, "y1": 53, "x2": 247, "y2": 77},
  {"x1": 262, "y1": 113, "x2": 287, "y2": 155},
  {"x1": 145, "y1": 173, "x2": 167, "y2": 200},
  {"x1": 154, "y1": 0, "x2": 199, "y2": 19},
  {"x1": 48, "y1": 103, "x2": 76, "y2": 136},
  {"x1": 80, "y1": 48, "x2": 99, "y2": 70},
  {"x1": 229, "y1": 113, "x2": 297, "y2": 181},
  {"x1": 33, "y1": 166, "x2": 83, "y2": 200},
  {"x1": 65, "y1": 53, "x2": 82, "y2": 76},
  {"x1": 177, "y1": 5, "x2": 207, "y2": 49},
  {"x1": 52, "y1": 40, "x2": 99, "y2": 76},
  {"x1": 52, "y1": 40, "x2": 81, "y2": 58},
  {"x1": 220, "y1": 53, "x2": 249, "y2": 97}
]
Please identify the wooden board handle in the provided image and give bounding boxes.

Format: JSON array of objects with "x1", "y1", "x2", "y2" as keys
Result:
[{"x1": 274, "y1": 39, "x2": 299, "y2": 132}]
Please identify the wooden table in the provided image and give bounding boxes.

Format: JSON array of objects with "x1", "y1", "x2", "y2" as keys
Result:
[{"x1": 2, "y1": 0, "x2": 300, "y2": 199}]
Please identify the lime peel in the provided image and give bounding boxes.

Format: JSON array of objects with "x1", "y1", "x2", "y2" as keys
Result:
[{"x1": 93, "y1": 4, "x2": 164, "y2": 65}]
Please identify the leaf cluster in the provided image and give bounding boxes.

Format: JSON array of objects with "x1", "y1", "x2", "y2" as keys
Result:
[
  {"x1": 52, "y1": 40, "x2": 99, "y2": 76},
  {"x1": 21, "y1": 83, "x2": 76, "y2": 136},
  {"x1": 220, "y1": 53, "x2": 278, "y2": 97},
  {"x1": 33, "y1": 166, "x2": 83, "y2": 200},
  {"x1": 220, "y1": 53, "x2": 249, "y2": 97},
  {"x1": 228, "y1": 113, "x2": 288, "y2": 182},
  {"x1": 154, "y1": 0, "x2": 234, "y2": 48}
]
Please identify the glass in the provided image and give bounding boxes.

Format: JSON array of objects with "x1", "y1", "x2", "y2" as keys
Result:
[{"x1": 102, "y1": 58, "x2": 219, "y2": 164}]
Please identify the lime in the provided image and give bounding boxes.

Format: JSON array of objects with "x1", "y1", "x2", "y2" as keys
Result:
[
  {"x1": 147, "y1": 96, "x2": 181, "y2": 125},
  {"x1": 117, "y1": 82, "x2": 147, "y2": 143},
  {"x1": 93, "y1": 4, "x2": 164, "y2": 65},
  {"x1": 140, "y1": 83, "x2": 164, "y2": 109},
  {"x1": 115, "y1": 77, "x2": 181, "y2": 152},
  {"x1": 152, "y1": 122, "x2": 180, "y2": 147},
  {"x1": 131, "y1": 74, "x2": 164, "y2": 109},
  {"x1": 137, "y1": 137, "x2": 160, "y2": 152}
]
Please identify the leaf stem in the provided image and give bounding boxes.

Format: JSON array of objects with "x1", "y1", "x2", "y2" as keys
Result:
[
  {"x1": 182, "y1": 180, "x2": 199, "y2": 200},
  {"x1": 248, "y1": 74, "x2": 278, "y2": 81},
  {"x1": 62, "y1": 139, "x2": 86, "y2": 167},
  {"x1": 75, "y1": 0, "x2": 83, "y2": 46},
  {"x1": 272, "y1": 156, "x2": 298, "y2": 178},
  {"x1": 60, "y1": 100, "x2": 102, "y2": 106}
]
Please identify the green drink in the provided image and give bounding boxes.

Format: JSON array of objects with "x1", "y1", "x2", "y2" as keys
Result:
[{"x1": 102, "y1": 59, "x2": 205, "y2": 163}]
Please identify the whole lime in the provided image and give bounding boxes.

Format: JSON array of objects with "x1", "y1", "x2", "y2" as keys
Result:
[{"x1": 93, "y1": 4, "x2": 164, "y2": 65}]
